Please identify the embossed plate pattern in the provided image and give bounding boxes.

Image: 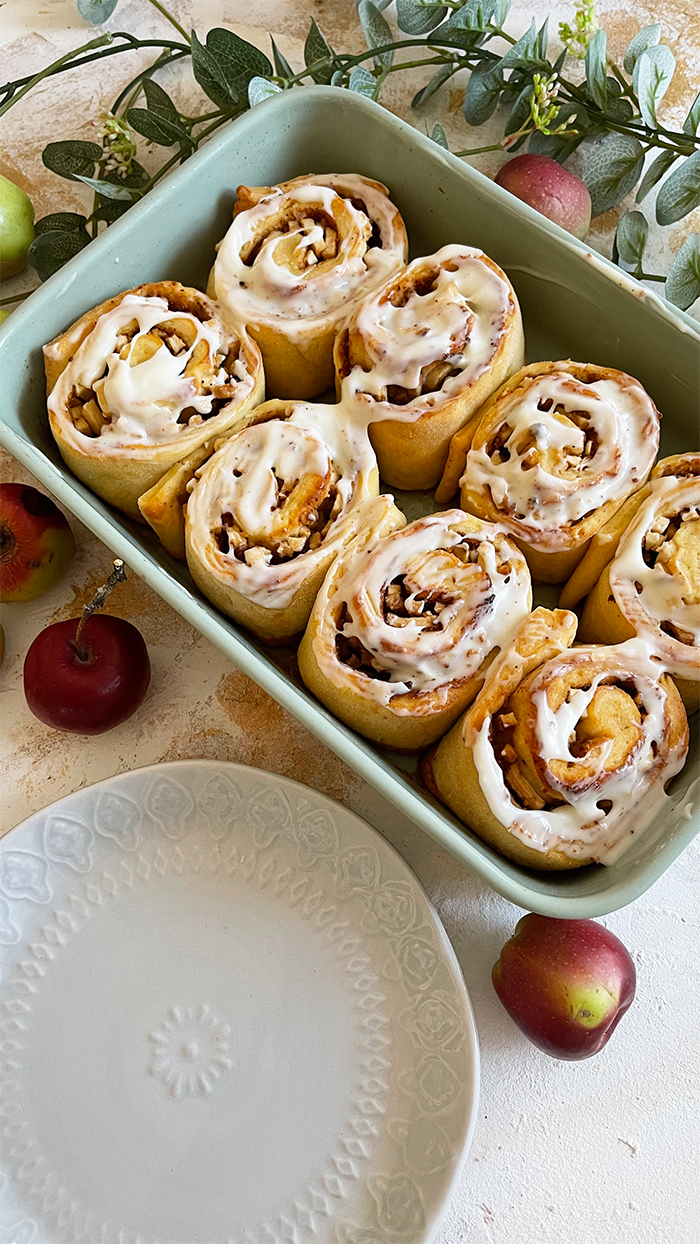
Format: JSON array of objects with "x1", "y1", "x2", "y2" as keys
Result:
[{"x1": 0, "y1": 760, "x2": 478, "y2": 1244}]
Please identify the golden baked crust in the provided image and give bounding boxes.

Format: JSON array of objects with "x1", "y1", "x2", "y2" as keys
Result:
[
  {"x1": 44, "y1": 282, "x2": 264, "y2": 520},
  {"x1": 334, "y1": 245, "x2": 524, "y2": 490},
  {"x1": 436, "y1": 360, "x2": 660, "y2": 583}
]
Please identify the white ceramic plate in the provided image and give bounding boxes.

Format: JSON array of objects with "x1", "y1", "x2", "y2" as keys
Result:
[{"x1": 0, "y1": 760, "x2": 478, "y2": 1244}]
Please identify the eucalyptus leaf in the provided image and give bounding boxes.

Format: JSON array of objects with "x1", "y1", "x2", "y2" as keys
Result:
[
  {"x1": 582, "y1": 133, "x2": 644, "y2": 215},
  {"x1": 357, "y1": 1, "x2": 394, "y2": 68},
  {"x1": 615, "y1": 209, "x2": 648, "y2": 268},
  {"x1": 664, "y1": 232, "x2": 700, "y2": 310},
  {"x1": 430, "y1": 122, "x2": 449, "y2": 149},
  {"x1": 636, "y1": 149, "x2": 677, "y2": 203},
  {"x1": 74, "y1": 174, "x2": 135, "y2": 200},
  {"x1": 412, "y1": 64, "x2": 454, "y2": 110},
  {"x1": 492, "y1": 0, "x2": 511, "y2": 24},
  {"x1": 330, "y1": 69, "x2": 345, "y2": 87},
  {"x1": 247, "y1": 76, "x2": 281, "y2": 106},
  {"x1": 584, "y1": 29, "x2": 607, "y2": 111},
  {"x1": 504, "y1": 82, "x2": 533, "y2": 136},
  {"x1": 635, "y1": 44, "x2": 675, "y2": 126},
  {"x1": 140, "y1": 78, "x2": 176, "y2": 117},
  {"x1": 42, "y1": 140, "x2": 101, "y2": 181},
  {"x1": 348, "y1": 66, "x2": 377, "y2": 98},
  {"x1": 34, "y1": 212, "x2": 89, "y2": 236},
  {"x1": 606, "y1": 96, "x2": 634, "y2": 121},
  {"x1": 396, "y1": 0, "x2": 446, "y2": 35},
  {"x1": 28, "y1": 229, "x2": 90, "y2": 281},
  {"x1": 496, "y1": 19, "x2": 538, "y2": 72},
  {"x1": 682, "y1": 89, "x2": 700, "y2": 137},
  {"x1": 656, "y1": 150, "x2": 700, "y2": 225},
  {"x1": 77, "y1": 0, "x2": 119, "y2": 24},
  {"x1": 440, "y1": 1, "x2": 490, "y2": 36},
  {"x1": 528, "y1": 128, "x2": 582, "y2": 163},
  {"x1": 190, "y1": 28, "x2": 272, "y2": 108},
  {"x1": 127, "y1": 106, "x2": 191, "y2": 147},
  {"x1": 304, "y1": 18, "x2": 335, "y2": 84},
  {"x1": 463, "y1": 61, "x2": 503, "y2": 126},
  {"x1": 90, "y1": 199, "x2": 131, "y2": 223},
  {"x1": 622, "y1": 23, "x2": 661, "y2": 75},
  {"x1": 270, "y1": 37, "x2": 293, "y2": 80}
]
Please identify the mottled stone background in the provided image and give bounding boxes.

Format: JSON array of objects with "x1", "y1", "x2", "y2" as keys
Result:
[{"x1": 1, "y1": 3, "x2": 699, "y2": 1242}]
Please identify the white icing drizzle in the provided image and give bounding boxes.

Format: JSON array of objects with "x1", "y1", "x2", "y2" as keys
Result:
[
  {"x1": 610, "y1": 473, "x2": 700, "y2": 680},
  {"x1": 316, "y1": 511, "x2": 531, "y2": 713},
  {"x1": 340, "y1": 245, "x2": 513, "y2": 421},
  {"x1": 48, "y1": 294, "x2": 252, "y2": 451},
  {"x1": 186, "y1": 401, "x2": 377, "y2": 610},
  {"x1": 213, "y1": 175, "x2": 404, "y2": 334},
  {"x1": 469, "y1": 637, "x2": 688, "y2": 863},
  {"x1": 463, "y1": 369, "x2": 659, "y2": 551}
]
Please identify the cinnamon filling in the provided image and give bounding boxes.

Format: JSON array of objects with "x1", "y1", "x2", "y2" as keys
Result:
[
  {"x1": 67, "y1": 315, "x2": 241, "y2": 437},
  {"x1": 214, "y1": 474, "x2": 341, "y2": 567},
  {"x1": 240, "y1": 205, "x2": 341, "y2": 271},
  {"x1": 491, "y1": 676, "x2": 646, "y2": 810}
]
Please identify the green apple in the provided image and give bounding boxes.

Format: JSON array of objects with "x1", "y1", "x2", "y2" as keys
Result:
[{"x1": 0, "y1": 174, "x2": 35, "y2": 278}]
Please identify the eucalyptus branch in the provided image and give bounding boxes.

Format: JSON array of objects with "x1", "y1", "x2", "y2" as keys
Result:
[{"x1": 2, "y1": 0, "x2": 698, "y2": 312}]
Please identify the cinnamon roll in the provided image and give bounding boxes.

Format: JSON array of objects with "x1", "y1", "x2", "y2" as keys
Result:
[
  {"x1": 184, "y1": 398, "x2": 381, "y2": 643},
  {"x1": 565, "y1": 454, "x2": 700, "y2": 713},
  {"x1": 424, "y1": 609, "x2": 689, "y2": 869},
  {"x1": 209, "y1": 174, "x2": 407, "y2": 400},
  {"x1": 44, "y1": 282, "x2": 264, "y2": 520},
  {"x1": 299, "y1": 509, "x2": 531, "y2": 750},
  {"x1": 435, "y1": 361, "x2": 660, "y2": 582},
  {"x1": 334, "y1": 245, "x2": 524, "y2": 490}
]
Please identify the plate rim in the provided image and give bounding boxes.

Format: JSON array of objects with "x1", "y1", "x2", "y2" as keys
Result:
[{"x1": 0, "y1": 756, "x2": 481, "y2": 1244}]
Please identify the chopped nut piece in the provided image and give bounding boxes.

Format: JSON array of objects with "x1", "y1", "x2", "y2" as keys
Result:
[
  {"x1": 81, "y1": 399, "x2": 108, "y2": 434},
  {"x1": 244, "y1": 546, "x2": 269, "y2": 567}
]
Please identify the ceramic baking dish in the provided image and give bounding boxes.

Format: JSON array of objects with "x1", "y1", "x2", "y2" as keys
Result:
[{"x1": 1, "y1": 85, "x2": 698, "y2": 917}]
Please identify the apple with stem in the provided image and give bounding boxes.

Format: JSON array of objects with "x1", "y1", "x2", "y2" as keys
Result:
[
  {"x1": 24, "y1": 559, "x2": 151, "y2": 734},
  {"x1": 492, "y1": 914, "x2": 636, "y2": 1059}
]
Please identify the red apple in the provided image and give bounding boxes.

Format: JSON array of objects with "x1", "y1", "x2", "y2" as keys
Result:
[
  {"x1": 0, "y1": 483, "x2": 75, "y2": 602},
  {"x1": 492, "y1": 914, "x2": 636, "y2": 1059},
  {"x1": 495, "y1": 154, "x2": 591, "y2": 240},
  {"x1": 24, "y1": 613, "x2": 150, "y2": 734}
]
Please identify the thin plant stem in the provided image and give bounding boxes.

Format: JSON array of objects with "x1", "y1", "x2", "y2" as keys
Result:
[
  {"x1": 0, "y1": 33, "x2": 113, "y2": 119},
  {"x1": 453, "y1": 142, "x2": 504, "y2": 155},
  {"x1": 1, "y1": 37, "x2": 190, "y2": 111},
  {"x1": 144, "y1": 0, "x2": 190, "y2": 43},
  {"x1": 0, "y1": 290, "x2": 33, "y2": 307}
]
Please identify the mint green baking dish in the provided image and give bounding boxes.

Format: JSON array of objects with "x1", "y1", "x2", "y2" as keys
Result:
[{"x1": 1, "y1": 86, "x2": 698, "y2": 917}]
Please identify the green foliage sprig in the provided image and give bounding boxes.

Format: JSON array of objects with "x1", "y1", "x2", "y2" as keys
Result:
[{"x1": 1, "y1": 0, "x2": 698, "y2": 311}]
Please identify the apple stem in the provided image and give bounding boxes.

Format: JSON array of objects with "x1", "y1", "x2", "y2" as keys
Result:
[{"x1": 73, "y1": 559, "x2": 127, "y2": 659}]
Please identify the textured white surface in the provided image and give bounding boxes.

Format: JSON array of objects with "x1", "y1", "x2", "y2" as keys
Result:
[
  {"x1": 1, "y1": 1, "x2": 699, "y2": 1241},
  {"x1": 0, "y1": 761, "x2": 478, "y2": 1243}
]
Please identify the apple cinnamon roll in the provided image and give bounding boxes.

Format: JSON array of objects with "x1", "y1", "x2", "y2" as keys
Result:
[
  {"x1": 565, "y1": 454, "x2": 700, "y2": 713},
  {"x1": 44, "y1": 283, "x2": 264, "y2": 520},
  {"x1": 299, "y1": 509, "x2": 532, "y2": 750},
  {"x1": 184, "y1": 398, "x2": 381, "y2": 643},
  {"x1": 334, "y1": 245, "x2": 524, "y2": 490},
  {"x1": 435, "y1": 361, "x2": 660, "y2": 582},
  {"x1": 424, "y1": 609, "x2": 689, "y2": 870},
  {"x1": 210, "y1": 173, "x2": 407, "y2": 400}
]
